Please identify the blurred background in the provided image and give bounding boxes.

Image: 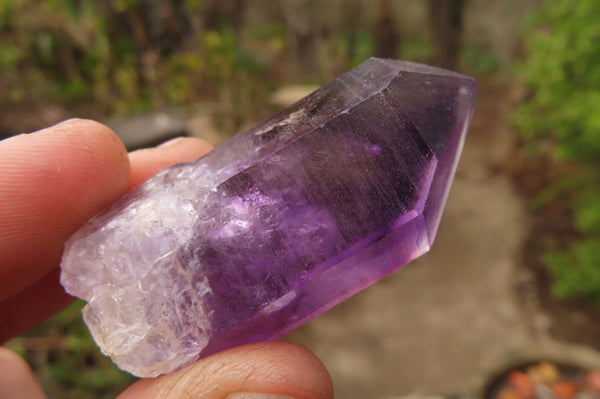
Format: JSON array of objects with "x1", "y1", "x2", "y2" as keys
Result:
[{"x1": 2, "y1": 0, "x2": 600, "y2": 398}]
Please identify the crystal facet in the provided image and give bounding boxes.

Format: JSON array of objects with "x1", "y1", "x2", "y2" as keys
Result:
[{"x1": 60, "y1": 58, "x2": 477, "y2": 377}]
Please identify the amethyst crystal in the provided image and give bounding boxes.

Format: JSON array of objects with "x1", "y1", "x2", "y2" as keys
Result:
[{"x1": 60, "y1": 58, "x2": 476, "y2": 377}]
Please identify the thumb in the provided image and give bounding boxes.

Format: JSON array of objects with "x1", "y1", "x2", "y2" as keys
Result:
[
  {"x1": 117, "y1": 341, "x2": 333, "y2": 399},
  {"x1": 0, "y1": 348, "x2": 47, "y2": 399}
]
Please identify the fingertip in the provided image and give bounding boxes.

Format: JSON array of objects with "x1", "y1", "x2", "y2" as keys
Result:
[
  {"x1": 47, "y1": 118, "x2": 131, "y2": 188},
  {"x1": 0, "y1": 348, "x2": 47, "y2": 399},
  {"x1": 118, "y1": 341, "x2": 333, "y2": 399}
]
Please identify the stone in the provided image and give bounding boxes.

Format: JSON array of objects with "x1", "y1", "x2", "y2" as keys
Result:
[
  {"x1": 107, "y1": 110, "x2": 188, "y2": 151},
  {"x1": 60, "y1": 58, "x2": 477, "y2": 377}
]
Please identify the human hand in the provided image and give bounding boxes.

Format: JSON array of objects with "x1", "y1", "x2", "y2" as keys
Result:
[{"x1": 0, "y1": 119, "x2": 333, "y2": 399}]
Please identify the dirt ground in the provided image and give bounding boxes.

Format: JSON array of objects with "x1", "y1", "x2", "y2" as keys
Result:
[
  {"x1": 509, "y1": 155, "x2": 600, "y2": 351},
  {"x1": 283, "y1": 77, "x2": 600, "y2": 399}
]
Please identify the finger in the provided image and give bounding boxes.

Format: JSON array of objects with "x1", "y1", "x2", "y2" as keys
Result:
[
  {"x1": 117, "y1": 341, "x2": 333, "y2": 399},
  {"x1": 0, "y1": 348, "x2": 47, "y2": 399},
  {"x1": 128, "y1": 137, "x2": 213, "y2": 188},
  {"x1": 0, "y1": 119, "x2": 130, "y2": 303},
  {"x1": 0, "y1": 269, "x2": 72, "y2": 342}
]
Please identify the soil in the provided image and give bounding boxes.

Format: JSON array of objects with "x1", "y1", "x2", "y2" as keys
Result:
[
  {"x1": 468, "y1": 72, "x2": 600, "y2": 352},
  {"x1": 508, "y1": 152, "x2": 600, "y2": 350}
]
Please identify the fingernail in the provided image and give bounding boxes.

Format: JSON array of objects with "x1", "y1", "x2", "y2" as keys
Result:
[
  {"x1": 158, "y1": 137, "x2": 186, "y2": 147},
  {"x1": 225, "y1": 392, "x2": 298, "y2": 399}
]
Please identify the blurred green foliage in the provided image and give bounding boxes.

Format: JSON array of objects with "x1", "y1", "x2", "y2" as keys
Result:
[
  {"x1": 515, "y1": 1, "x2": 600, "y2": 160},
  {"x1": 342, "y1": 30, "x2": 376, "y2": 69},
  {"x1": 7, "y1": 301, "x2": 136, "y2": 399},
  {"x1": 545, "y1": 239, "x2": 600, "y2": 303},
  {"x1": 402, "y1": 36, "x2": 432, "y2": 65},
  {"x1": 461, "y1": 45, "x2": 500, "y2": 74},
  {"x1": 0, "y1": 0, "x2": 271, "y2": 121},
  {"x1": 515, "y1": 0, "x2": 600, "y2": 303}
]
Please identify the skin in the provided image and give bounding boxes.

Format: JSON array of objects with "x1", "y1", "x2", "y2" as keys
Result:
[{"x1": 0, "y1": 119, "x2": 333, "y2": 399}]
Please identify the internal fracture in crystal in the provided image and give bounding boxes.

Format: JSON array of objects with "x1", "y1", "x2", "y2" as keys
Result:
[{"x1": 60, "y1": 58, "x2": 477, "y2": 377}]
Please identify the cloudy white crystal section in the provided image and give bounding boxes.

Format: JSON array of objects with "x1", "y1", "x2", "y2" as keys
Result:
[{"x1": 62, "y1": 164, "x2": 216, "y2": 377}]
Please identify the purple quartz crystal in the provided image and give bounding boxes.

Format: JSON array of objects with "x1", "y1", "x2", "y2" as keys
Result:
[{"x1": 60, "y1": 58, "x2": 476, "y2": 377}]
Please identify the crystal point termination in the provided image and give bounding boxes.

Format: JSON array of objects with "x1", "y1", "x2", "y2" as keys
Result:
[{"x1": 60, "y1": 58, "x2": 477, "y2": 377}]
